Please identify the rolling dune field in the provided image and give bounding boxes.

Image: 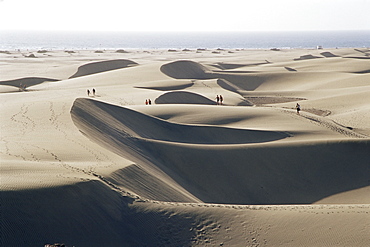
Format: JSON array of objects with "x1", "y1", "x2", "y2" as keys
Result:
[{"x1": 1, "y1": 48, "x2": 369, "y2": 246}]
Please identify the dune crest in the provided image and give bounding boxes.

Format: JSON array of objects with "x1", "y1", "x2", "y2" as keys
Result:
[{"x1": 71, "y1": 98, "x2": 288, "y2": 145}]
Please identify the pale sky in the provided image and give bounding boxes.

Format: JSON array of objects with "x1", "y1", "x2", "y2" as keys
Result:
[{"x1": 0, "y1": 0, "x2": 369, "y2": 32}]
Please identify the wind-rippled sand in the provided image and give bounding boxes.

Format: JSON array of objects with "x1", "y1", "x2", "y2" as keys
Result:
[{"x1": 1, "y1": 48, "x2": 370, "y2": 246}]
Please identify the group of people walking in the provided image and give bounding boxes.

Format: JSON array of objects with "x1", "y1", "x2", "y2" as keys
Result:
[
  {"x1": 87, "y1": 88, "x2": 96, "y2": 96},
  {"x1": 85, "y1": 89, "x2": 302, "y2": 115},
  {"x1": 216, "y1": 95, "x2": 223, "y2": 105}
]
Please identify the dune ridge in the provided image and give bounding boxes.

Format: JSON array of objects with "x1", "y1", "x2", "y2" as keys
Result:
[{"x1": 71, "y1": 98, "x2": 289, "y2": 145}]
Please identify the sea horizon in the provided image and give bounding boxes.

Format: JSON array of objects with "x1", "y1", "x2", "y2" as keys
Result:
[{"x1": 1, "y1": 30, "x2": 369, "y2": 51}]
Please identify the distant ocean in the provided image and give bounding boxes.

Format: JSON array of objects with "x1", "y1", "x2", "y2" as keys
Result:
[{"x1": 0, "y1": 30, "x2": 369, "y2": 50}]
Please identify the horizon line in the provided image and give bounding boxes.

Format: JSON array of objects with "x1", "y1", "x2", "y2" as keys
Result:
[{"x1": 1, "y1": 29, "x2": 370, "y2": 33}]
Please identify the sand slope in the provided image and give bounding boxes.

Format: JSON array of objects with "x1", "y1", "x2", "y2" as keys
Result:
[{"x1": 1, "y1": 48, "x2": 370, "y2": 246}]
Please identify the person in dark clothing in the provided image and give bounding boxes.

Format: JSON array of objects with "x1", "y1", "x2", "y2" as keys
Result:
[{"x1": 296, "y1": 103, "x2": 301, "y2": 114}]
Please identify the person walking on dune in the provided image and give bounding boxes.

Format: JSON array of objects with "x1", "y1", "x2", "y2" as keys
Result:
[
  {"x1": 216, "y1": 95, "x2": 220, "y2": 105},
  {"x1": 220, "y1": 95, "x2": 223, "y2": 105},
  {"x1": 296, "y1": 103, "x2": 301, "y2": 114},
  {"x1": 87, "y1": 89, "x2": 90, "y2": 96},
  {"x1": 92, "y1": 88, "x2": 96, "y2": 96}
]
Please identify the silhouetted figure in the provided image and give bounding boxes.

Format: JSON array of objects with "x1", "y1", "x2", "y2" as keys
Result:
[
  {"x1": 92, "y1": 88, "x2": 96, "y2": 96},
  {"x1": 148, "y1": 99, "x2": 152, "y2": 105},
  {"x1": 216, "y1": 95, "x2": 220, "y2": 105},
  {"x1": 145, "y1": 99, "x2": 148, "y2": 105},
  {"x1": 219, "y1": 95, "x2": 223, "y2": 105},
  {"x1": 296, "y1": 103, "x2": 301, "y2": 114},
  {"x1": 87, "y1": 89, "x2": 90, "y2": 96}
]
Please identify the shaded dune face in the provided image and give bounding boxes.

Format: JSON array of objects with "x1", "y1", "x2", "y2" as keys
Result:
[
  {"x1": 160, "y1": 60, "x2": 210, "y2": 79},
  {"x1": 134, "y1": 80, "x2": 194, "y2": 91},
  {"x1": 150, "y1": 140, "x2": 370, "y2": 205},
  {"x1": 154, "y1": 90, "x2": 251, "y2": 106},
  {"x1": 160, "y1": 60, "x2": 266, "y2": 91},
  {"x1": 0, "y1": 77, "x2": 59, "y2": 88},
  {"x1": 69, "y1": 59, "x2": 138, "y2": 78},
  {"x1": 71, "y1": 98, "x2": 370, "y2": 205},
  {"x1": 155, "y1": 91, "x2": 217, "y2": 105}
]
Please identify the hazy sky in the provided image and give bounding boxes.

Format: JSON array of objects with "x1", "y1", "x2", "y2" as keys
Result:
[{"x1": 0, "y1": 0, "x2": 369, "y2": 32}]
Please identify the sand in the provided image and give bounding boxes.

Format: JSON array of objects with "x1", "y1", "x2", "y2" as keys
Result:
[{"x1": 1, "y1": 48, "x2": 369, "y2": 246}]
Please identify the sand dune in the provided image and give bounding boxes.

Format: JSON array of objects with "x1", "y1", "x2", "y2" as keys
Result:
[
  {"x1": 161, "y1": 60, "x2": 268, "y2": 90},
  {"x1": 70, "y1": 98, "x2": 370, "y2": 205},
  {"x1": 155, "y1": 91, "x2": 217, "y2": 105},
  {"x1": 71, "y1": 98, "x2": 289, "y2": 145},
  {"x1": 294, "y1": 54, "x2": 323, "y2": 60},
  {"x1": 0, "y1": 77, "x2": 59, "y2": 90},
  {"x1": 160, "y1": 60, "x2": 210, "y2": 79},
  {"x1": 4, "y1": 181, "x2": 369, "y2": 246},
  {"x1": 320, "y1": 51, "x2": 339, "y2": 57},
  {"x1": 1, "y1": 48, "x2": 370, "y2": 246},
  {"x1": 134, "y1": 79, "x2": 194, "y2": 91},
  {"x1": 69, "y1": 59, "x2": 138, "y2": 78}
]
